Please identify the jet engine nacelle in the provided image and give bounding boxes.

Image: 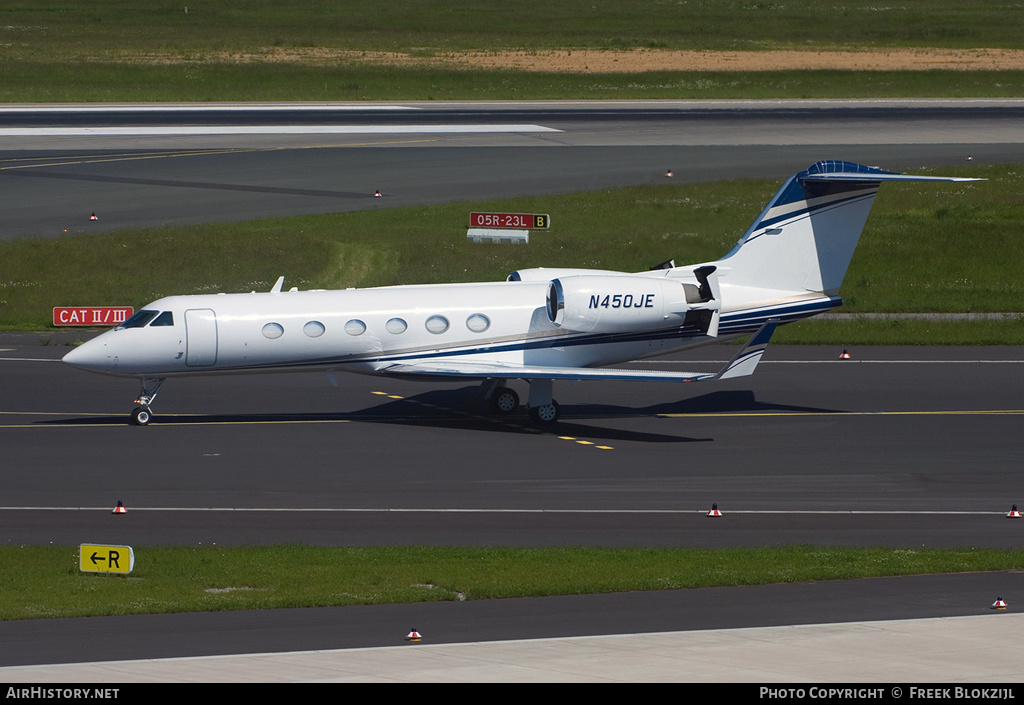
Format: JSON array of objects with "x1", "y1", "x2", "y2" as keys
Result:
[{"x1": 547, "y1": 275, "x2": 694, "y2": 333}]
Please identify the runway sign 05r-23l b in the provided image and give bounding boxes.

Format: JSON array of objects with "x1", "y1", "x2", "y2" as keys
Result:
[{"x1": 470, "y1": 212, "x2": 550, "y2": 229}]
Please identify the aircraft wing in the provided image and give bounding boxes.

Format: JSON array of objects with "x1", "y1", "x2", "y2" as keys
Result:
[{"x1": 383, "y1": 320, "x2": 777, "y2": 383}]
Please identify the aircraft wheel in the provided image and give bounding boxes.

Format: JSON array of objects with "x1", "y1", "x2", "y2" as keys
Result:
[
  {"x1": 528, "y1": 400, "x2": 560, "y2": 424},
  {"x1": 489, "y1": 387, "x2": 519, "y2": 415},
  {"x1": 130, "y1": 407, "x2": 152, "y2": 426}
]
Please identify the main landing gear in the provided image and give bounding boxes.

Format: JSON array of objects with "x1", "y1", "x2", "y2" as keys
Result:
[
  {"x1": 487, "y1": 385, "x2": 520, "y2": 415},
  {"x1": 130, "y1": 377, "x2": 165, "y2": 426},
  {"x1": 528, "y1": 399, "x2": 561, "y2": 424},
  {"x1": 481, "y1": 378, "x2": 561, "y2": 424}
]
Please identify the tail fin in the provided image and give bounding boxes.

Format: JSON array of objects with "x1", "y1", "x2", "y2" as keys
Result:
[{"x1": 718, "y1": 161, "x2": 979, "y2": 296}]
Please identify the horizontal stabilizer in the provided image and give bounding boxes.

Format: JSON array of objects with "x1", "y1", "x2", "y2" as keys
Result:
[{"x1": 798, "y1": 160, "x2": 982, "y2": 183}]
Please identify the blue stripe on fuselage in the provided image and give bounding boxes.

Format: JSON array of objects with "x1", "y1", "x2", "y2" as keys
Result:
[{"x1": 211, "y1": 296, "x2": 841, "y2": 374}]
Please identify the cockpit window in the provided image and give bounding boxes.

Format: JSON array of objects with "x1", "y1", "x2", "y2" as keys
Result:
[
  {"x1": 119, "y1": 310, "x2": 158, "y2": 329},
  {"x1": 150, "y1": 311, "x2": 175, "y2": 327}
]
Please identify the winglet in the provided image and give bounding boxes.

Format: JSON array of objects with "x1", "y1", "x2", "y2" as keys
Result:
[{"x1": 717, "y1": 319, "x2": 778, "y2": 379}]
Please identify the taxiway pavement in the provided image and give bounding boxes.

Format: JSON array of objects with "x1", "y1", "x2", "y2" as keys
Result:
[{"x1": 3, "y1": 337, "x2": 1024, "y2": 548}]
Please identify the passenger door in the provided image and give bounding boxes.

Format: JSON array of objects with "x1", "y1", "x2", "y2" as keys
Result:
[{"x1": 185, "y1": 308, "x2": 218, "y2": 367}]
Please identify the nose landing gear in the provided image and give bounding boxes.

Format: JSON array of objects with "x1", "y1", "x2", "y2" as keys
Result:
[{"x1": 130, "y1": 378, "x2": 165, "y2": 426}]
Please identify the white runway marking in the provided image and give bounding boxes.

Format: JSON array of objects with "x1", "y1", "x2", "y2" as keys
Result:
[
  {"x1": 16, "y1": 357, "x2": 1020, "y2": 364},
  {"x1": 0, "y1": 125, "x2": 562, "y2": 137},
  {"x1": 0, "y1": 506, "x2": 1011, "y2": 515},
  {"x1": 650, "y1": 359, "x2": 1024, "y2": 364}
]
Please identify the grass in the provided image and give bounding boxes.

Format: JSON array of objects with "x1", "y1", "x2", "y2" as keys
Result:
[
  {"x1": 3, "y1": 545, "x2": 1022, "y2": 620},
  {"x1": 1, "y1": 1, "x2": 1024, "y2": 101},
  {"x1": 2, "y1": 163, "x2": 1021, "y2": 343},
  {"x1": 774, "y1": 318, "x2": 1024, "y2": 346},
  {"x1": 4, "y1": 0, "x2": 1023, "y2": 55},
  {"x1": 5, "y1": 64, "x2": 1024, "y2": 102}
]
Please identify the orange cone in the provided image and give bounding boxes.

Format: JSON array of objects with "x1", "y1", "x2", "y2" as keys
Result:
[
  {"x1": 89, "y1": 213, "x2": 99, "y2": 221},
  {"x1": 992, "y1": 597, "x2": 1007, "y2": 610},
  {"x1": 839, "y1": 349, "x2": 851, "y2": 359},
  {"x1": 1008, "y1": 505, "x2": 1021, "y2": 518},
  {"x1": 374, "y1": 190, "x2": 382, "y2": 198},
  {"x1": 665, "y1": 169, "x2": 673, "y2": 178},
  {"x1": 405, "y1": 628, "x2": 422, "y2": 642},
  {"x1": 707, "y1": 503, "x2": 722, "y2": 517},
  {"x1": 112, "y1": 500, "x2": 126, "y2": 514}
]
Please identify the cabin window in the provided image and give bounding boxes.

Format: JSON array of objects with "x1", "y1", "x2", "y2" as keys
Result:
[
  {"x1": 466, "y1": 313, "x2": 491, "y2": 333},
  {"x1": 425, "y1": 315, "x2": 449, "y2": 334},
  {"x1": 345, "y1": 319, "x2": 366, "y2": 336},
  {"x1": 119, "y1": 310, "x2": 158, "y2": 329},
  {"x1": 150, "y1": 311, "x2": 175, "y2": 327},
  {"x1": 385, "y1": 318, "x2": 408, "y2": 335},
  {"x1": 303, "y1": 321, "x2": 325, "y2": 338},
  {"x1": 262, "y1": 322, "x2": 284, "y2": 339}
]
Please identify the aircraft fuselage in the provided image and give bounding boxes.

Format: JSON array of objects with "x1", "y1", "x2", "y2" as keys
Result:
[{"x1": 67, "y1": 279, "x2": 733, "y2": 379}]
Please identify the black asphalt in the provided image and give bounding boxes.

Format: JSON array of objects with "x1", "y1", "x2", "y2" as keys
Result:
[
  {"x1": 4, "y1": 339, "x2": 1024, "y2": 547},
  {"x1": 3, "y1": 103, "x2": 1023, "y2": 126},
  {"x1": 1, "y1": 572, "x2": 1019, "y2": 667}
]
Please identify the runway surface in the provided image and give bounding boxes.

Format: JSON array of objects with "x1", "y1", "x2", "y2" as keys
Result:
[
  {"x1": 2, "y1": 100, "x2": 1023, "y2": 678},
  {"x1": 1, "y1": 99, "x2": 1022, "y2": 240}
]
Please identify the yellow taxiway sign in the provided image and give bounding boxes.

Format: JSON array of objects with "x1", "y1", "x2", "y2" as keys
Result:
[{"x1": 79, "y1": 544, "x2": 134, "y2": 574}]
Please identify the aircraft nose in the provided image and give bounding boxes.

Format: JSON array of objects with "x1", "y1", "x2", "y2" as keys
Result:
[{"x1": 62, "y1": 338, "x2": 111, "y2": 373}]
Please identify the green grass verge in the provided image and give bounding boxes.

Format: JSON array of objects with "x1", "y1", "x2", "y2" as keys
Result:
[
  {"x1": 1, "y1": 1, "x2": 1024, "y2": 101},
  {"x1": 4, "y1": 63, "x2": 1024, "y2": 102},
  {"x1": 4, "y1": 545, "x2": 1022, "y2": 620},
  {"x1": 3, "y1": 164, "x2": 1021, "y2": 344},
  {"x1": 774, "y1": 318, "x2": 1024, "y2": 346},
  {"x1": 5, "y1": 0, "x2": 1023, "y2": 56}
]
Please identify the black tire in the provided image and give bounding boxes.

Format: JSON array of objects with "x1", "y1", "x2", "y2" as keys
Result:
[
  {"x1": 528, "y1": 400, "x2": 560, "y2": 424},
  {"x1": 130, "y1": 407, "x2": 152, "y2": 426},
  {"x1": 489, "y1": 387, "x2": 519, "y2": 415}
]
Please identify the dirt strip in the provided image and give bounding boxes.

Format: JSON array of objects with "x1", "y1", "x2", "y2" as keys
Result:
[
  {"x1": 428, "y1": 48, "x2": 1024, "y2": 72},
  {"x1": 137, "y1": 47, "x2": 1024, "y2": 72}
]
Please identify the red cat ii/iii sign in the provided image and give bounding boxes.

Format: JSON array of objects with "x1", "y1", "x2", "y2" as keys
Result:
[{"x1": 53, "y1": 307, "x2": 134, "y2": 326}]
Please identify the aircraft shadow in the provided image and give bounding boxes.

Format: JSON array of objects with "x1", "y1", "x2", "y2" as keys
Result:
[
  {"x1": 40, "y1": 389, "x2": 838, "y2": 445},
  {"x1": 573, "y1": 390, "x2": 841, "y2": 417}
]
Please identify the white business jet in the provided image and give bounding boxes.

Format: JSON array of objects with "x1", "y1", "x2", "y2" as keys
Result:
[{"x1": 63, "y1": 161, "x2": 977, "y2": 425}]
